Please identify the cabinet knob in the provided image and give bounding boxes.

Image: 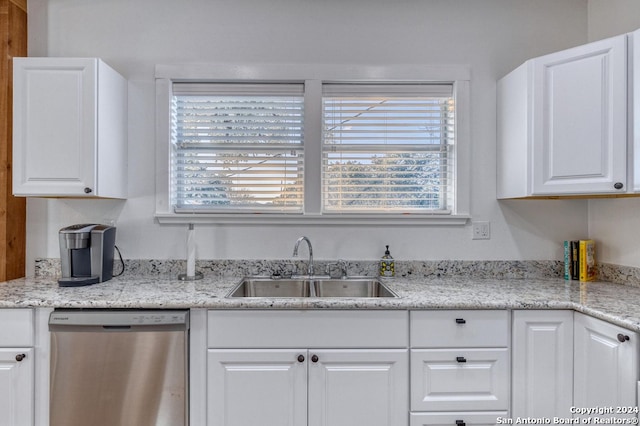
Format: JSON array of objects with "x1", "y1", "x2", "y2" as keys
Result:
[
  {"x1": 617, "y1": 333, "x2": 630, "y2": 343},
  {"x1": 84, "y1": 187, "x2": 93, "y2": 194},
  {"x1": 456, "y1": 421, "x2": 466, "y2": 426},
  {"x1": 614, "y1": 182, "x2": 624, "y2": 190},
  {"x1": 297, "y1": 354, "x2": 305, "y2": 363},
  {"x1": 15, "y1": 353, "x2": 26, "y2": 362},
  {"x1": 456, "y1": 356, "x2": 467, "y2": 363},
  {"x1": 455, "y1": 318, "x2": 466, "y2": 324},
  {"x1": 311, "y1": 354, "x2": 319, "y2": 363}
]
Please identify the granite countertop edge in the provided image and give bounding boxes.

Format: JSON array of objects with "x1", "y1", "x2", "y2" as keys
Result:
[{"x1": 0, "y1": 274, "x2": 639, "y2": 332}]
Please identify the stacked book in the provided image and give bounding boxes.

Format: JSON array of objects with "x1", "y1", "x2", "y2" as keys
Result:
[{"x1": 564, "y1": 240, "x2": 596, "y2": 282}]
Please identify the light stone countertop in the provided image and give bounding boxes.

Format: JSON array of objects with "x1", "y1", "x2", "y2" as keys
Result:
[{"x1": 0, "y1": 274, "x2": 638, "y2": 332}]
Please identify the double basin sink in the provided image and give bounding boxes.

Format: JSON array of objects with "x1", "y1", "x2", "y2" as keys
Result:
[{"x1": 228, "y1": 276, "x2": 397, "y2": 298}]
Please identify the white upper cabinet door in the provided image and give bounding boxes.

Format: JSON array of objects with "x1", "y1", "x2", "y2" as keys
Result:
[
  {"x1": 574, "y1": 313, "x2": 639, "y2": 418},
  {"x1": 0, "y1": 348, "x2": 34, "y2": 426},
  {"x1": 308, "y1": 349, "x2": 408, "y2": 426},
  {"x1": 13, "y1": 57, "x2": 127, "y2": 198},
  {"x1": 531, "y1": 35, "x2": 627, "y2": 195},
  {"x1": 632, "y1": 29, "x2": 640, "y2": 192},
  {"x1": 497, "y1": 34, "x2": 629, "y2": 198}
]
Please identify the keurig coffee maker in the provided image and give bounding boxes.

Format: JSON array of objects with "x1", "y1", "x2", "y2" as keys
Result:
[{"x1": 58, "y1": 224, "x2": 116, "y2": 287}]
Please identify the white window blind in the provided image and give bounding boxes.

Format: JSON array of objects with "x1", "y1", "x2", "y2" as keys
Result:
[
  {"x1": 171, "y1": 83, "x2": 304, "y2": 213},
  {"x1": 322, "y1": 84, "x2": 455, "y2": 213}
]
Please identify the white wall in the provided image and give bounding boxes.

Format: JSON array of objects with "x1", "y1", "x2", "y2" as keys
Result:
[
  {"x1": 587, "y1": 0, "x2": 640, "y2": 268},
  {"x1": 24, "y1": 0, "x2": 591, "y2": 275}
]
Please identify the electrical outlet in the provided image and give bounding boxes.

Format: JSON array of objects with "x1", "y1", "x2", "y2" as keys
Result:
[{"x1": 472, "y1": 221, "x2": 490, "y2": 240}]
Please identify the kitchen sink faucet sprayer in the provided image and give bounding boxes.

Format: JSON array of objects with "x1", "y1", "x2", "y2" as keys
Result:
[{"x1": 293, "y1": 236, "x2": 314, "y2": 276}]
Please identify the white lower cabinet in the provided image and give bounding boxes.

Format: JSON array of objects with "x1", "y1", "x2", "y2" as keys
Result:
[
  {"x1": 411, "y1": 348, "x2": 509, "y2": 411},
  {"x1": 0, "y1": 348, "x2": 34, "y2": 426},
  {"x1": 208, "y1": 349, "x2": 307, "y2": 426},
  {"x1": 206, "y1": 310, "x2": 409, "y2": 426},
  {"x1": 511, "y1": 310, "x2": 573, "y2": 417},
  {"x1": 574, "y1": 312, "x2": 639, "y2": 418},
  {"x1": 0, "y1": 309, "x2": 35, "y2": 426},
  {"x1": 207, "y1": 348, "x2": 407, "y2": 426},
  {"x1": 410, "y1": 412, "x2": 509, "y2": 426},
  {"x1": 308, "y1": 349, "x2": 407, "y2": 426},
  {"x1": 410, "y1": 311, "x2": 509, "y2": 424}
]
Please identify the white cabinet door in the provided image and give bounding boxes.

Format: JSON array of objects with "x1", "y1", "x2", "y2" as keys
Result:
[
  {"x1": 308, "y1": 349, "x2": 408, "y2": 426},
  {"x1": 531, "y1": 34, "x2": 627, "y2": 195},
  {"x1": 512, "y1": 310, "x2": 573, "y2": 417},
  {"x1": 411, "y1": 348, "x2": 509, "y2": 412},
  {"x1": 574, "y1": 313, "x2": 639, "y2": 417},
  {"x1": 207, "y1": 349, "x2": 307, "y2": 426},
  {"x1": 0, "y1": 348, "x2": 34, "y2": 426},
  {"x1": 410, "y1": 412, "x2": 508, "y2": 426},
  {"x1": 13, "y1": 57, "x2": 127, "y2": 198}
]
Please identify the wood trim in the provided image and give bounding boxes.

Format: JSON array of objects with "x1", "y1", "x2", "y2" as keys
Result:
[{"x1": 0, "y1": 0, "x2": 26, "y2": 280}]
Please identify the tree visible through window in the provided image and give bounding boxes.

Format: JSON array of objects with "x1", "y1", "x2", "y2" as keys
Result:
[{"x1": 322, "y1": 84, "x2": 455, "y2": 212}]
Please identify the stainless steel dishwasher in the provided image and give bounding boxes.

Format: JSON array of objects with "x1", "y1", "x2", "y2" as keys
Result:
[{"x1": 49, "y1": 310, "x2": 189, "y2": 426}]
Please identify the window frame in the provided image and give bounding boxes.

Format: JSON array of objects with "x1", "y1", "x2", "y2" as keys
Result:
[{"x1": 155, "y1": 63, "x2": 471, "y2": 225}]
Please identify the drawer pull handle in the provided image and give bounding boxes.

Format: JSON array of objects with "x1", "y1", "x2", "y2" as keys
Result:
[
  {"x1": 15, "y1": 354, "x2": 26, "y2": 362},
  {"x1": 456, "y1": 421, "x2": 466, "y2": 426},
  {"x1": 456, "y1": 356, "x2": 467, "y2": 363},
  {"x1": 455, "y1": 318, "x2": 466, "y2": 324},
  {"x1": 617, "y1": 333, "x2": 630, "y2": 343}
]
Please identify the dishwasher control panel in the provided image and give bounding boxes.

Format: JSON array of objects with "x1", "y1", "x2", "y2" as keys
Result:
[{"x1": 49, "y1": 310, "x2": 189, "y2": 327}]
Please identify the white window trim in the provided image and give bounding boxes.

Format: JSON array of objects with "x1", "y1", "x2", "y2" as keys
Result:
[{"x1": 155, "y1": 63, "x2": 471, "y2": 225}]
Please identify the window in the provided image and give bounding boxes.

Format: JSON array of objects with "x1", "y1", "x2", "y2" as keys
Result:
[
  {"x1": 156, "y1": 64, "x2": 470, "y2": 225},
  {"x1": 171, "y1": 83, "x2": 304, "y2": 213},
  {"x1": 322, "y1": 84, "x2": 455, "y2": 213}
]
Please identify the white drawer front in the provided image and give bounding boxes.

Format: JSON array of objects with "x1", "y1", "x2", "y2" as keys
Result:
[
  {"x1": 0, "y1": 309, "x2": 33, "y2": 347},
  {"x1": 411, "y1": 310, "x2": 508, "y2": 348},
  {"x1": 208, "y1": 310, "x2": 408, "y2": 348},
  {"x1": 411, "y1": 348, "x2": 509, "y2": 411},
  {"x1": 410, "y1": 412, "x2": 508, "y2": 426}
]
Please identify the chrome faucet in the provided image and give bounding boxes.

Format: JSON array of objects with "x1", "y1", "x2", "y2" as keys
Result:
[{"x1": 292, "y1": 236, "x2": 314, "y2": 276}]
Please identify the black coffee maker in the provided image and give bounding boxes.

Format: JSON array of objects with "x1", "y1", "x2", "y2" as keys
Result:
[{"x1": 58, "y1": 224, "x2": 116, "y2": 287}]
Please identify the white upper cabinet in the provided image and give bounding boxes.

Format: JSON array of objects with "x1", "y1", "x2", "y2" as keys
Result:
[
  {"x1": 497, "y1": 34, "x2": 629, "y2": 198},
  {"x1": 633, "y1": 29, "x2": 640, "y2": 192},
  {"x1": 13, "y1": 58, "x2": 127, "y2": 198}
]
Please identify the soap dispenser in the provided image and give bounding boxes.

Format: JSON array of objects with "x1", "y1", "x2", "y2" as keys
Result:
[{"x1": 379, "y1": 245, "x2": 395, "y2": 277}]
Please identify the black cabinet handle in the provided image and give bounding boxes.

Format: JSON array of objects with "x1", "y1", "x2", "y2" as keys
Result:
[
  {"x1": 456, "y1": 421, "x2": 466, "y2": 426},
  {"x1": 297, "y1": 354, "x2": 305, "y2": 363},
  {"x1": 15, "y1": 353, "x2": 26, "y2": 362},
  {"x1": 84, "y1": 187, "x2": 93, "y2": 194},
  {"x1": 311, "y1": 354, "x2": 319, "y2": 363},
  {"x1": 617, "y1": 333, "x2": 630, "y2": 343},
  {"x1": 614, "y1": 182, "x2": 624, "y2": 190},
  {"x1": 455, "y1": 318, "x2": 466, "y2": 324},
  {"x1": 456, "y1": 356, "x2": 467, "y2": 363}
]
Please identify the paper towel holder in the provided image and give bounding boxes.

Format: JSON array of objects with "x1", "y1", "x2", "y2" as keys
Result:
[{"x1": 178, "y1": 223, "x2": 203, "y2": 281}]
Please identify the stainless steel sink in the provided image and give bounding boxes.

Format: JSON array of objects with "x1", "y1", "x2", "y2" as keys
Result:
[
  {"x1": 228, "y1": 277, "x2": 312, "y2": 298},
  {"x1": 227, "y1": 277, "x2": 397, "y2": 298},
  {"x1": 313, "y1": 279, "x2": 396, "y2": 298}
]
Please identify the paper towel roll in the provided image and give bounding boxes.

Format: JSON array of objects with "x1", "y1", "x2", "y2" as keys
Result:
[{"x1": 186, "y1": 224, "x2": 195, "y2": 277}]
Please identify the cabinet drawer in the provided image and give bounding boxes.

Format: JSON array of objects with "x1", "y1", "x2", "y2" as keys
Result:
[
  {"x1": 411, "y1": 310, "x2": 508, "y2": 348},
  {"x1": 410, "y1": 412, "x2": 508, "y2": 426},
  {"x1": 208, "y1": 310, "x2": 408, "y2": 348},
  {"x1": 411, "y1": 348, "x2": 509, "y2": 411},
  {"x1": 0, "y1": 310, "x2": 33, "y2": 347}
]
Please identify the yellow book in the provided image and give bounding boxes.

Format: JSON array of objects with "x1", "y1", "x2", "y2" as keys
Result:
[{"x1": 579, "y1": 239, "x2": 596, "y2": 282}]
